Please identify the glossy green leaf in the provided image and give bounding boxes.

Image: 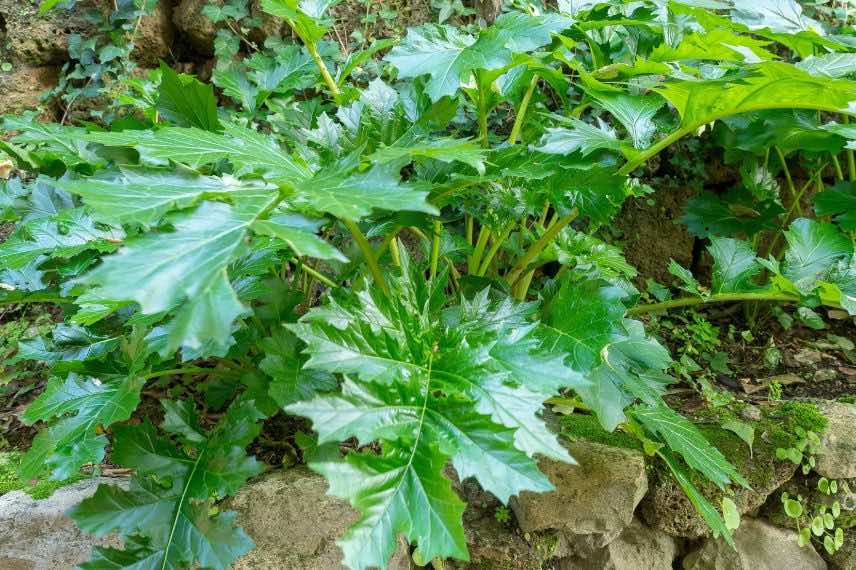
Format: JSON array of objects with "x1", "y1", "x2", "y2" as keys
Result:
[
  {"x1": 157, "y1": 62, "x2": 221, "y2": 132},
  {"x1": 709, "y1": 237, "x2": 762, "y2": 293}
]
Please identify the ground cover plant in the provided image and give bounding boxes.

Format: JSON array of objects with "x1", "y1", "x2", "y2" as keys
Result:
[{"x1": 1, "y1": 0, "x2": 856, "y2": 567}]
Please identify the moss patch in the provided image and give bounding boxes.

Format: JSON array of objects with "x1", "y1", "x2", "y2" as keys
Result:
[
  {"x1": 764, "y1": 401, "x2": 828, "y2": 449},
  {"x1": 0, "y1": 452, "x2": 82, "y2": 499},
  {"x1": 560, "y1": 413, "x2": 642, "y2": 451}
]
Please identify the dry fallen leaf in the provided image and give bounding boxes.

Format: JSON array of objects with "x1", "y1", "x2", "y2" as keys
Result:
[{"x1": 0, "y1": 159, "x2": 13, "y2": 180}]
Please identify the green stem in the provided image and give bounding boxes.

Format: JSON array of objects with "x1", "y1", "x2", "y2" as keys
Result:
[
  {"x1": 0, "y1": 292, "x2": 66, "y2": 306},
  {"x1": 507, "y1": 74, "x2": 539, "y2": 145},
  {"x1": 299, "y1": 263, "x2": 338, "y2": 289},
  {"x1": 774, "y1": 146, "x2": 802, "y2": 217},
  {"x1": 477, "y1": 224, "x2": 513, "y2": 276},
  {"x1": 506, "y1": 209, "x2": 578, "y2": 285},
  {"x1": 344, "y1": 219, "x2": 388, "y2": 294},
  {"x1": 468, "y1": 226, "x2": 491, "y2": 274},
  {"x1": 389, "y1": 236, "x2": 401, "y2": 267},
  {"x1": 305, "y1": 39, "x2": 341, "y2": 101},
  {"x1": 831, "y1": 154, "x2": 844, "y2": 181},
  {"x1": 142, "y1": 367, "x2": 223, "y2": 380},
  {"x1": 465, "y1": 215, "x2": 473, "y2": 246},
  {"x1": 513, "y1": 269, "x2": 536, "y2": 300},
  {"x1": 628, "y1": 291, "x2": 802, "y2": 316},
  {"x1": 476, "y1": 71, "x2": 490, "y2": 148},
  {"x1": 846, "y1": 115, "x2": 856, "y2": 181},
  {"x1": 430, "y1": 219, "x2": 442, "y2": 281},
  {"x1": 764, "y1": 168, "x2": 824, "y2": 259}
]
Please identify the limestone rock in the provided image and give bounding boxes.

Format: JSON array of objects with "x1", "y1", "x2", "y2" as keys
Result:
[
  {"x1": 225, "y1": 467, "x2": 411, "y2": 569},
  {"x1": 815, "y1": 402, "x2": 856, "y2": 480},
  {"x1": 558, "y1": 519, "x2": 678, "y2": 570},
  {"x1": 0, "y1": 478, "x2": 123, "y2": 570},
  {"x1": 131, "y1": 1, "x2": 175, "y2": 67},
  {"x1": 511, "y1": 441, "x2": 648, "y2": 536},
  {"x1": 0, "y1": 65, "x2": 58, "y2": 116},
  {"x1": 683, "y1": 518, "x2": 826, "y2": 570}
]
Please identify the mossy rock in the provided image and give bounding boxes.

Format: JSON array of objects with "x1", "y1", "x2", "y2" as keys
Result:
[
  {"x1": 639, "y1": 402, "x2": 827, "y2": 539},
  {"x1": 0, "y1": 452, "x2": 83, "y2": 499}
]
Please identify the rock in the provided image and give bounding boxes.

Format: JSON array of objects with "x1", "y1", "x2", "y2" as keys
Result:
[
  {"x1": 511, "y1": 441, "x2": 648, "y2": 536},
  {"x1": 815, "y1": 402, "x2": 856, "y2": 480},
  {"x1": 446, "y1": 479, "x2": 565, "y2": 570},
  {"x1": 0, "y1": 0, "x2": 104, "y2": 65},
  {"x1": 0, "y1": 65, "x2": 58, "y2": 117},
  {"x1": 814, "y1": 369, "x2": 838, "y2": 383},
  {"x1": 225, "y1": 467, "x2": 411, "y2": 570},
  {"x1": 740, "y1": 406, "x2": 762, "y2": 422},
  {"x1": 131, "y1": 1, "x2": 175, "y2": 67},
  {"x1": 641, "y1": 431, "x2": 797, "y2": 539},
  {"x1": 558, "y1": 519, "x2": 678, "y2": 570},
  {"x1": 172, "y1": 0, "x2": 218, "y2": 55},
  {"x1": 828, "y1": 529, "x2": 855, "y2": 570},
  {"x1": 682, "y1": 518, "x2": 826, "y2": 570},
  {"x1": 0, "y1": 478, "x2": 122, "y2": 570}
]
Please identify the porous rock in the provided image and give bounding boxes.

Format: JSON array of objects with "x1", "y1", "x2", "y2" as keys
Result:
[
  {"x1": 682, "y1": 518, "x2": 826, "y2": 570},
  {"x1": 511, "y1": 441, "x2": 648, "y2": 537},
  {"x1": 225, "y1": 467, "x2": 411, "y2": 569},
  {"x1": 0, "y1": 0, "x2": 103, "y2": 65},
  {"x1": 131, "y1": 1, "x2": 175, "y2": 67},
  {"x1": 558, "y1": 518, "x2": 678, "y2": 570},
  {"x1": 0, "y1": 65, "x2": 58, "y2": 116},
  {"x1": 815, "y1": 401, "x2": 856, "y2": 480},
  {"x1": 172, "y1": 0, "x2": 218, "y2": 55},
  {"x1": 0, "y1": 477, "x2": 123, "y2": 570}
]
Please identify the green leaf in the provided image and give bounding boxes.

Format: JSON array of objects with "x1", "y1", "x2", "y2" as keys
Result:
[
  {"x1": 252, "y1": 214, "x2": 348, "y2": 261},
  {"x1": 722, "y1": 418, "x2": 755, "y2": 455},
  {"x1": 85, "y1": 124, "x2": 312, "y2": 186},
  {"x1": 796, "y1": 53, "x2": 856, "y2": 78},
  {"x1": 591, "y1": 92, "x2": 665, "y2": 149},
  {"x1": 731, "y1": 0, "x2": 824, "y2": 35},
  {"x1": 815, "y1": 182, "x2": 856, "y2": 230},
  {"x1": 78, "y1": 198, "x2": 276, "y2": 354},
  {"x1": 20, "y1": 374, "x2": 143, "y2": 481},
  {"x1": 537, "y1": 118, "x2": 621, "y2": 156},
  {"x1": 259, "y1": 328, "x2": 337, "y2": 408},
  {"x1": 540, "y1": 278, "x2": 672, "y2": 431},
  {"x1": 0, "y1": 208, "x2": 123, "y2": 270},
  {"x1": 287, "y1": 258, "x2": 581, "y2": 568},
  {"x1": 658, "y1": 447, "x2": 734, "y2": 547},
  {"x1": 38, "y1": 0, "x2": 65, "y2": 14},
  {"x1": 784, "y1": 497, "x2": 804, "y2": 518},
  {"x1": 13, "y1": 324, "x2": 118, "y2": 364},
  {"x1": 55, "y1": 168, "x2": 271, "y2": 226},
  {"x1": 681, "y1": 191, "x2": 784, "y2": 239},
  {"x1": 386, "y1": 13, "x2": 570, "y2": 101},
  {"x1": 261, "y1": 0, "x2": 341, "y2": 44},
  {"x1": 709, "y1": 237, "x2": 762, "y2": 293},
  {"x1": 633, "y1": 404, "x2": 747, "y2": 489},
  {"x1": 782, "y1": 218, "x2": 852, "y2": 291},
  {"x1": 650, "y1": 29, "x2": 775, "y2": 63},
  {"x1": 69, "y1": 400, "x2": 264, "y2": 570},
  {"x1": 722, "y1": 497, "x2": 741, "y2": 530},
  {"x1": 295, "y1": 165, "x2": 438, "y2": 220},
  {"x1": 369, "y1": 138, "x2": 487, "y2": 174},
  {"x1": 157, "y1": 62, "x2": 221, "y2": 132},
  {"x1": 656, "y1": 63, "x2": 856, "y2": 134}
]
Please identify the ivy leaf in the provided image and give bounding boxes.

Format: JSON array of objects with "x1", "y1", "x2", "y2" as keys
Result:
[
  {"x1": 708, "y1": 237, "x2": 762, "y2": 293},
  {"x1": 77, "y1": 198, "x2": 276, "y2": 354},
  {"x1": 591, "y1": 92, "x2": 665, "y2": 150},
  {"x1": 537, "y1": 118, "x2": 621, "y2": 156},
  {"x1": 69, "y1": 400, "x2": 264, "y2": 570},
  {"x1": 157, "y1": 62, "x2": 221, "y2": 132},
  {"x1": 252, "y1": 214, "x2": 348, "y2": 261},
  {"x1": 20, "y1": 374, "x2": 144, "y2": 481},
  {"x1": 814, "y1": 182, "x2": 856, "y2": 230},
  {"x1": 633, "y1": 404, "x2": 748, "y2": 489},
  {"x1": 782, "y1": 218, "x2": 852, "y2": 291},
  {"x1": 55, "y1": 168, "x2": 270, "y2": 226}
]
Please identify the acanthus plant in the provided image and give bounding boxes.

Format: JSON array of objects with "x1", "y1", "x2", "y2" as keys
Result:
[{"x1": 1, "y1": 0, "x2": 855, "y2": 567}]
